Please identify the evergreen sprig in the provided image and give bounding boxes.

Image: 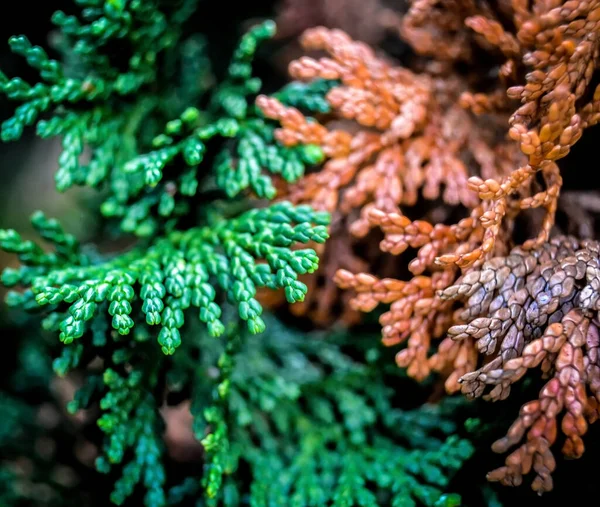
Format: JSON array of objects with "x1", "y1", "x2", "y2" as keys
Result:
[
  {"x1": 1, "y1": 202, "x2": 329, "y2": 354},
  {"x1": 0, "y1": 0, "x2": 187, "y2": 142},
  {"x1": 95, "y1": 365, "x2": 166, "y2": 506}
]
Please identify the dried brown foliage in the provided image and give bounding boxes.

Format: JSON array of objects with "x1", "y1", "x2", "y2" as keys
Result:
[
  {"x1": 383, "y1": 0, "x2": 600, "y2": 265},
  {"x1": 256, "y1": 25, "x2": 521, "y2": 386},
  {"x1": 257, "y1": 1, "x2": 600, "y2": 492}
]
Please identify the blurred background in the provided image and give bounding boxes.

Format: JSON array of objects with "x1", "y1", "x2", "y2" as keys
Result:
[{"x1": 0, "y1": 1, "x2": 97, "y2": 264}]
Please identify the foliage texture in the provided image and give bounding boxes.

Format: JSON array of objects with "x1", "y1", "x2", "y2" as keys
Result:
[{"x1": 3, "y1": 0, "x2": 600, "y2": 504}]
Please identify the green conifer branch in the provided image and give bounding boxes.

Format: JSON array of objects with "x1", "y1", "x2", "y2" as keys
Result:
[
  {"x1": 172, "y1": 317, "x2": 475, "y2": 507},
  {"x1": 1, "y1": 10, "x2": 333, "y2": 238},
  {"x1": 1, "y1": 202, "x2": 329, "y2": 354}
]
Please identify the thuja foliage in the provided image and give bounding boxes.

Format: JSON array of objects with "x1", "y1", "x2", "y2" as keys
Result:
[
  {"x1": 0, "y1": 0, "x2": 328, "y2": 237},
  {"x1": 172, "y1": 317, "x2": 474, "y2": 506},
  {"x1": 0, "y1": 1, "x2": 477, "y2": 506},
  {"x1": 1, "y1": 204, "x2": 328, "y2": 352}
]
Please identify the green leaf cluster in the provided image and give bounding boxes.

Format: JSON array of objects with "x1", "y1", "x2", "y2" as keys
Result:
[
  {"x1": 1, "y1": 203, "x2": 328, "y2": 355},
  {"x1": 0, "y1": 3, "x2": 332, "y2": 238}
]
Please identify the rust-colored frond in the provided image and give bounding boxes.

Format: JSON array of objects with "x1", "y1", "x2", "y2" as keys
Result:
[
  {"x1": 387, "y1": 0, "x2": 600, "y2": 270},
  {"x1": 253, "y1": 0, "x2": 600, "y2": 496},
  {"x1": 256, "y1": 26, "x2": 524, "y2": 379},
  {"x1": 334, "y1": 265, "x2": 478, "y2": 391},
  {"x1": 257, "y1": 28, "x2": 513, "y2": 225}
]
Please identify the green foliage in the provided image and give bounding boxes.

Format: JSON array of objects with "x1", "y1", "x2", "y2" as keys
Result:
[
  {"x1": 1, "y1": 203, "x2": 328, "y2": 355},
  {"x1": 0, "y1": 4, "x2": 331, "y2": 238},
  {"x1": 94, "y1": 364, "x2": 166, "y2": 506},
  {"x1": 0, "y1": 3, "x2": 336, "y2": 505},
  {"x1": 0, "y1": 0, "x2": 189, "y2": 142},
  {"x1": 168, "y1": 318, "x2": 474, "y2": 506},
  {"x1": 272, "y1": 78, "x2": 338, "y2": 113}
]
